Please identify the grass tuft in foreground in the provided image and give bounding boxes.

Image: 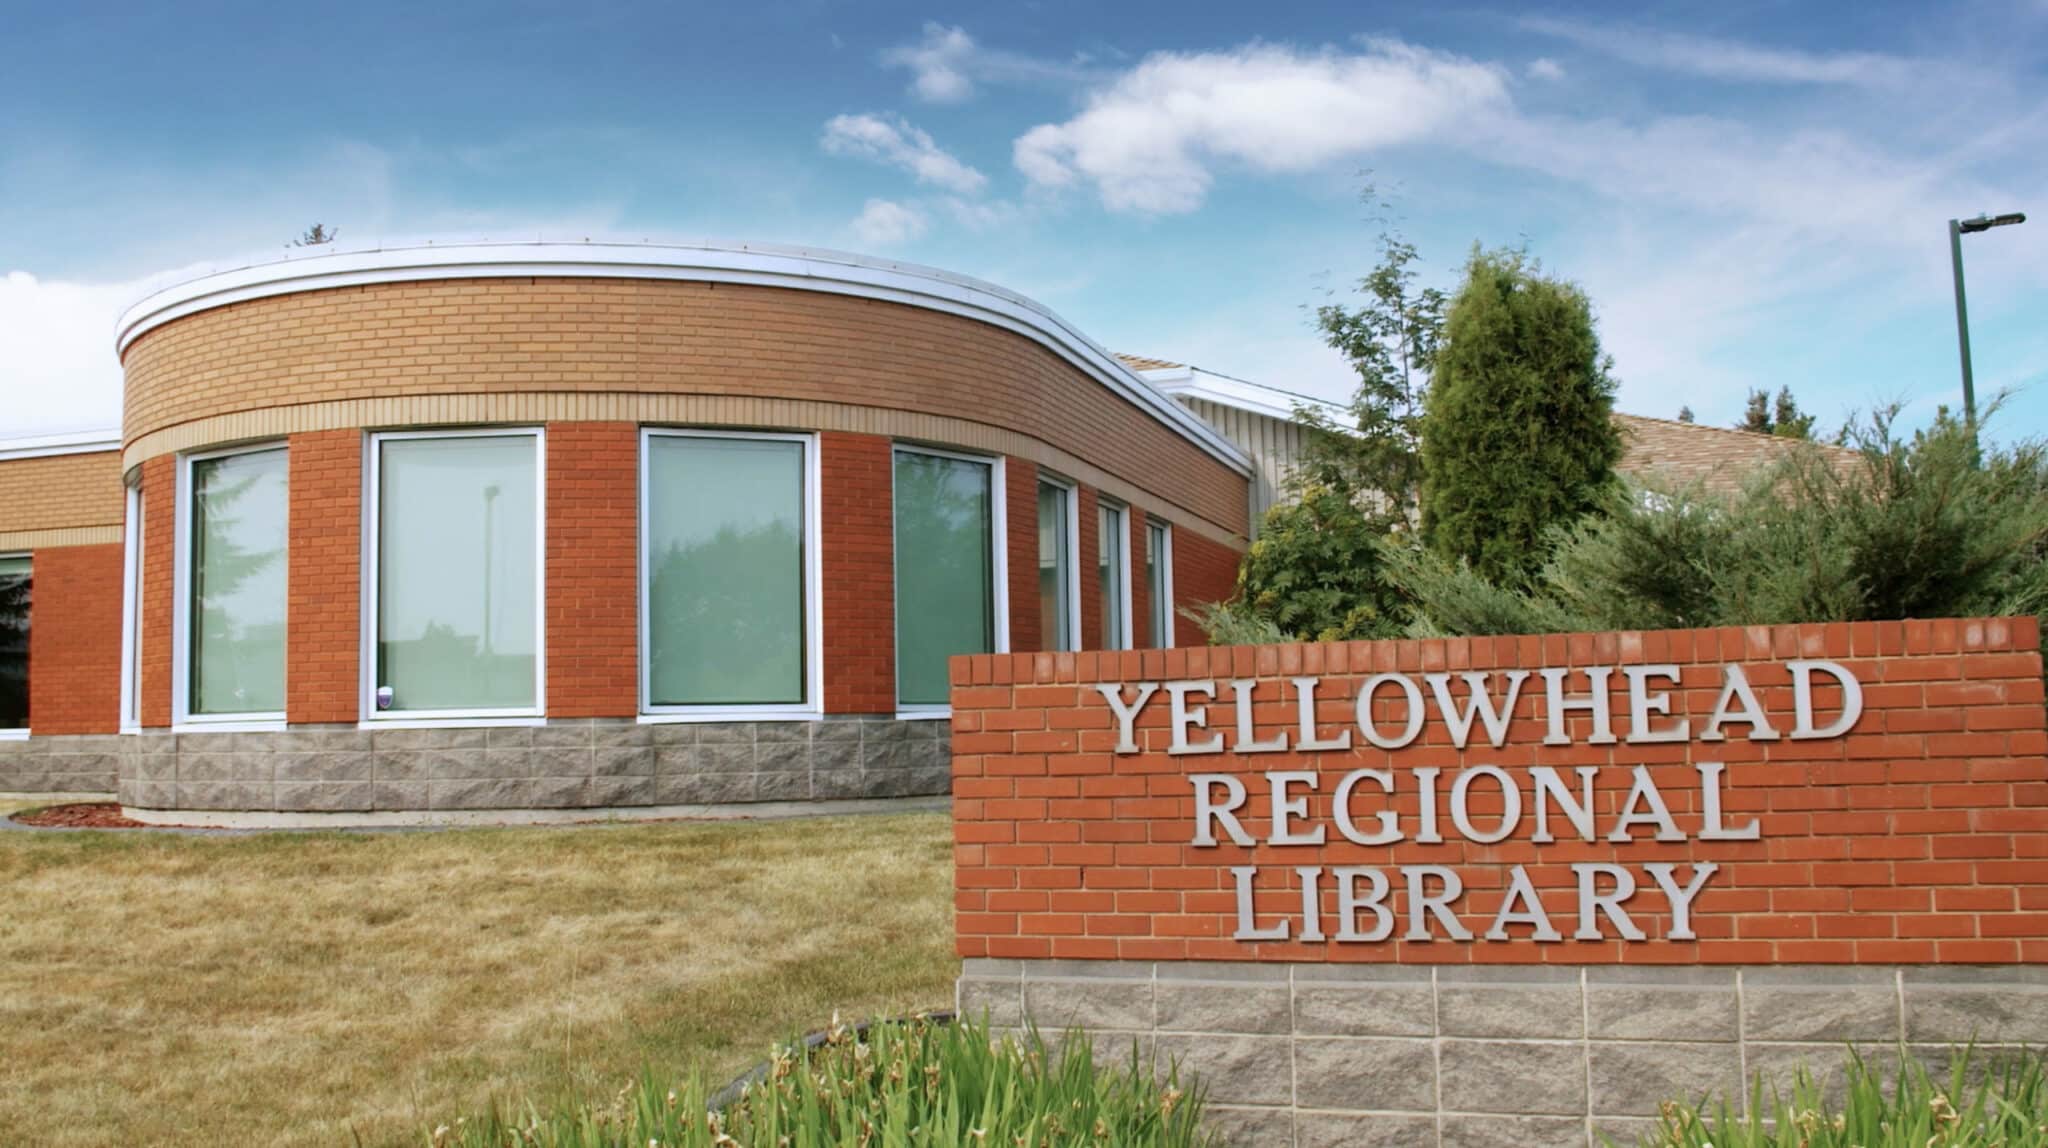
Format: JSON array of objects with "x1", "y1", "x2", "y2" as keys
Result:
[
  {"x1": 433, "y1": 1014, "x2": 1216, "y2": 1148},
  {"x1": 1627, "y1": 1047, "x2": 2047, "y2": 1148}
]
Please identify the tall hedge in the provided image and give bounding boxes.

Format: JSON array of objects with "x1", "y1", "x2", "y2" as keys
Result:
[{"x1": 1420, "y1": 247, "x2": 1622, "y2": 584}]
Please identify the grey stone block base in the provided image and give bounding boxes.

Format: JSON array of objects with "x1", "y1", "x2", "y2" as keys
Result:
[
  {"x1": 0, "y1": 734, "x2": 122, "y2": 794},
  {"x1": 117, "y1": 717, "x2": 949, "y2": 813},
  {"x1": 958, "y1": 961, "x2": 2048, "y2": 1148}
]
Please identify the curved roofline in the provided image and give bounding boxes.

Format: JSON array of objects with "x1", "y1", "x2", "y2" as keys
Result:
[{"x1": 114, "y1": 239, "x2": 1250, "y2": 473}]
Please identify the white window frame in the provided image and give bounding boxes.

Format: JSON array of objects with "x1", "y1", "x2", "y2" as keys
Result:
[
  {"x1": 0, "y1": 550, "x2": 27, "y2": 740},
  {"x1": 890, "y1": 443, "x2": 1009, "y2": 720},
  {"x1": 361, "y1": 426, "x2": 547, "y2": 727},
  {"x1": 1147, "y1": 518, "x2": 1176, "y2": 649},
  {"x1": 638, "y1": 427, "x2": 823, "y2": 722},
  {"x1": 119, "y1": 483, "x2": 142, "y2": 733},
  {"x1": 1035, "y1": 473, "x2": 1082, "y2": 653},
  {"x1": 1097, "y1": 497, "x2": 1135, "y2": 651},
  {"x1": 173, "y1": 441, "x2": 288, "y2": 732}
]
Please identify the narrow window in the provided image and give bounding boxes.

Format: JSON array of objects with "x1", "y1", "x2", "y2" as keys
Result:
[
  {"x1": 1098, "y1": 501, "x2": 1131, "y2": 649},
  {"x1": 1146, "y1": 519, "x2": 1173, "y2": 648},
  {"x1": 0, "y1": 556, "x2": 27, "y2": 734},
  {"x1": 372, "y1": 431, "x2": 541, "y2": 716},
  {"x1": 643, "y1": 432, "x2": 811, "y2": 711},
  {"x1": 1036, "y1": 479, "x2": 1075, "y2": 651},
  {"x1": 893, "y1": 448, "x2": 996, "y2": 708},
  {"x1": 119, "y1": 484, "x2": 143, "y2": 730},
  {"x1": 186, "y1": 447, "x2": 288, "y2": 717}
]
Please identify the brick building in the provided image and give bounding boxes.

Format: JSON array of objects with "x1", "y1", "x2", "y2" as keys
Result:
[{"x1": 0, "y1": 242, "x2": 1253, "y2": 817}]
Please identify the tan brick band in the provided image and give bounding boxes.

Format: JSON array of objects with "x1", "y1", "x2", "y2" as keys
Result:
[
  {"x1": 0, "y1": 450, "x2": 124, "y2": 537},
  {"x1": 122, "y1": 393, "x2": 1248, "y2": 547},
  {"x1": 0, "y1": 526, "x2": 123, "y2": 551},
  {"x1": 120, "y1": 276, "x2": 1252, "y2": 539}
]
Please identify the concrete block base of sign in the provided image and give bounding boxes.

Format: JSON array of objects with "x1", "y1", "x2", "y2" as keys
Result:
[
  {"x1": 958, "y1": 960, "x2": 2048, "y2": 1148},
  {"x1": 113, "y1": 718, "x2": 951, "y2": 816}
]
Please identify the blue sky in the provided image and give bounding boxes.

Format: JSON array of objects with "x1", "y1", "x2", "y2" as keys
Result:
[{"x1": 3, "y1": 0, "x2": 2045, "y2": 442}]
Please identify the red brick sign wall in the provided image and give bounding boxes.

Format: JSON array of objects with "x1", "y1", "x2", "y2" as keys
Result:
[{"x1": 951, "y1": 618, "x2": 2046, "y2": 966}]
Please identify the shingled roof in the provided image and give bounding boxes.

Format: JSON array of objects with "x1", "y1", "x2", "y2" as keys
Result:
[
  {"x1": 1117, "y1": 353, "x2": 1859, "y2": 500},
  {"x1": 1613, "y1": 412, "x2": 1858, "y2": 497}
]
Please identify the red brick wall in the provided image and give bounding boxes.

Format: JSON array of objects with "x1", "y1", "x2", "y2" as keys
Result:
[
  {"x1": 821, "y1": 432, "x2": 894, "y2": 714},
  {"x1": 287, "y1": 431, "x2": 361, "y2": 724},
  {"x1": 951, "y1": 617, "x2": 2048, "y2": 965},
  {"x1": 139, "y1": 457, "x2": 175, "y2": 729},
  {"x1": 1006, "y1": 459, "x2": 1041, "y2": 654},
  {"x1": 545, "y1": 423, "x2": 638, "y2": 718},
  {"x1": 26, "y1": 544, "x2": 123, "y2": 734},
  {"x1": 1171, "y1": 527, "x2": 1240, "y2": 647}
]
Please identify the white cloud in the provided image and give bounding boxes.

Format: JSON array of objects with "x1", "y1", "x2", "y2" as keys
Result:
[
  {"x1": 820, "y1": 113, "x2": 988, "y2": 195},
  {"x1": 1527, "y1": 57, "x2": 1565, "y2": 81},
  {"x1": 848, "y1": 198, "x2": 927, "y2": 247},
  {"x1": 884, "y1": 23, "x2": 977, "y2": 102},
  {"x1": 1521, "y1": 18, "x2": 1921, "y2": 87},
  {"x1": 1012, "y1": 41, "x2": 1510, "y2": 214},
  {"x1": 880, "y1": 23, "x2": 1087, "y2": 104},
  {"x1": 0, "y1": 271, "x2": 144, "y2": 437}
]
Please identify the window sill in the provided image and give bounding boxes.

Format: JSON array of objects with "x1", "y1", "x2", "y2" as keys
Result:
[
  {"x1": 894, "y1": 708, "x2": 952, "y2": 721},
  {"x1": 172, "y1": 720, "x2": 286, "y2": 734},
  {"x1": 0, "y1": 729, "x2": 28, "y2": 742},
  {"x1": 356, "y1": 716, "x2": 547, "y2": 730},
  {"x1": 638, "y1": 708, "x2": 822, "y2": 725}
]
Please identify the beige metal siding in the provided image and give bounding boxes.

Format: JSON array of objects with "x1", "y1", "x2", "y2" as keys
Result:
[{"x1": 1176, "y1": 397, "x2": 1307, "y2": 537}]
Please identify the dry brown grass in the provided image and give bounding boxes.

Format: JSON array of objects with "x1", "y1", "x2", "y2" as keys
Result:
[{"x1": 0, "y1": 811, "x2": 955, "y2": 1146}]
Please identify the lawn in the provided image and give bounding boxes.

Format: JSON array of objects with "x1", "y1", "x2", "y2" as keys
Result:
[{"x1": 0, "y1": 810, "x2": 955, "y2": 1147}]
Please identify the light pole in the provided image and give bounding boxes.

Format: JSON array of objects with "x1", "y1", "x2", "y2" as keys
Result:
[{"x1": 1949, "y1": 211, "x2": 2026, "y2": 427}]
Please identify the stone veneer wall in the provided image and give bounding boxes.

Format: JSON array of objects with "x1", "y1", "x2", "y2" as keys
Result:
[
  {"x1": 0, "y1": 734, "x2": 123, "y2": 793},
  {"x1": 116, "y1": 718, "x2": 949, "y2": 813},
  {"x1": 959, "y1": 959, "x2": 2048, "y2": 1148}
]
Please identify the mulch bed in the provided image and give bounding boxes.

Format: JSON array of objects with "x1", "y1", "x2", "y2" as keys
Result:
[{"x1": 13, "y1": 803, "x2": 150, "y2": 829}]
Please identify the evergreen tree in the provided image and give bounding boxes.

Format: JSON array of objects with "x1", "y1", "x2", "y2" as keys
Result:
[
  {"x1": 1677, "y1": 406, "x2": 1696, "y2": 424},
  {"x1": 1419, "y1": 246, "x2": 1622, "y2": 586},
  {"x1": 1735, "y1": 386, "x2": 1818, "y2": 439}
]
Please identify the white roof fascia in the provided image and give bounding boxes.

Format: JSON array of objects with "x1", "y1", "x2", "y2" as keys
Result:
[
  {"x1": 1138, "y1": 366, "x2": 1351, "y2": 425},
  {"x1": 114, "y1": 239, "x2": 1251, "y2": 475},
  {"x1": 0, "y1": 430, "x2": 124, "y2": 461}
]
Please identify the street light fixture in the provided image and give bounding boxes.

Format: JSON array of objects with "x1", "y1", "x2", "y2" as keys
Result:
[{"x1": 1949, "y1": 211, "x2": 2026, "y2": 426}]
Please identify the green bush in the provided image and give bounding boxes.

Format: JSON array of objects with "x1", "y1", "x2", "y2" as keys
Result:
[
  {"x1": 1395, "y1": 407, "x2": 2048, "y2": 656},
  {"x1": 429, "y1": 1014, "x2": 1214, "y2": 1148},
  {"x1": 1622, "y1": 1047, "x2": 2047, "y2": 1148}
]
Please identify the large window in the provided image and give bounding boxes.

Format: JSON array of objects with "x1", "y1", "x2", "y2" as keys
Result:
[
  {"x1": 893, "y1": 447, "x2": 1001, "y2": 709},
  {"x1": 181, "y1": 445, "x2": 287, "y2": 720},
  {"x1": 0, "y1": 556, "x2": 26, "y2": 735},
  {"x1": 1146, "y1": 519, "x2": 1174, "y2": 648},
  {"x1": 1098, "y1": 500, "x2": 1131, "y2": 650},
  {"x1": 370, "y1": 430, "x2": 542, "y2": 717},
  {"x1": 1036, "y1": 479, "x2": 1076, "y2": 652},
  {"x1": 642, "y1": 430, "x2": 815, "y2": 713}
]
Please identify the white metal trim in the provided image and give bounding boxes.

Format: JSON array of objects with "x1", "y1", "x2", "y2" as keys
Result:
[
  {"x1": 0, "y1": 430, "x2": 122, "y2": 462},
  {"x1": 362, "y1": 426, "x2": 547, "y2": 722},
  {"x1": 638, "y1": 427, "x2": 824, "y2": 717},
  {"x1": 118, "y1": 484, "x2": 142, "y2": 732},
  {"x1": 112, "y1": 241, "x2": 1249, "y2": 474},
  {"x1": 174, "y1": 440, "x2": 289, "y2": 726},
  {"x1": 0, "y1": 728, "x2": 27, "y2": 741}
]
